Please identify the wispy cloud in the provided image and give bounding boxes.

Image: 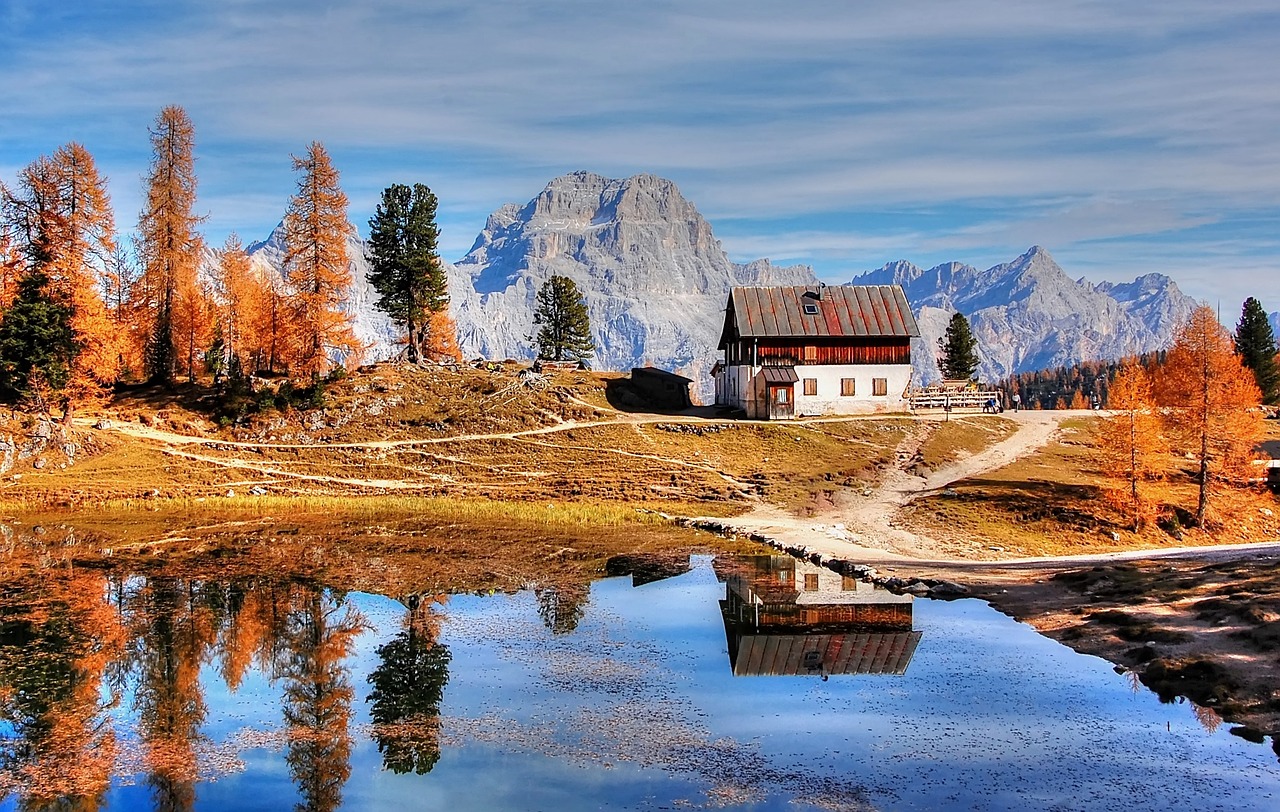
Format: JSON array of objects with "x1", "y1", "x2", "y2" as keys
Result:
[{"x1": 2, "y1": 1, "x2": 1278, "y2": 310}]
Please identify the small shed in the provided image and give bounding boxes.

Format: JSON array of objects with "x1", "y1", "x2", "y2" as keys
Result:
[{"x1": 630, "y1": 367, "x2": 693, "y2": 410}]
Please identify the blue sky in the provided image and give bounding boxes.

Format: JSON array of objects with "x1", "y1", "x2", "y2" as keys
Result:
[{"x1": 3, "y1": 0, "x2": 1278, "y2": 313}]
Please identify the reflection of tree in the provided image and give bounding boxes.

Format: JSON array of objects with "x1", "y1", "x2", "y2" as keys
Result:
[
  {"x1": 279, "y1": 587, "x2": 366, "y2": 812},
  {"x1": 0, "y1": 570, "x2": 124, "y2": 810},
  {"x1": 216, "y1": 581, "x2": 272, "y2": 692},
  {"x1": 128, "y1": 577, "x2": 217, "y2": 812},
  {"x1": 367, "y1": 597, "x2": 451, "y2": 774},
  {"x1": 535, "y1": 583, "x2": 588, "y2": 635}
]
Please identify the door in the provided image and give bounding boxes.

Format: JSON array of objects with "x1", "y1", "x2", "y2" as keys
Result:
[{"x1": 768, "y1": 384, "x2": 794, "y2": 420}]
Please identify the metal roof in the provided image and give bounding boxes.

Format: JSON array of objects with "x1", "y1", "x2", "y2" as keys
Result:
[
  {"x1": 761, "y1": 366, "x2": 799, "y2": 384},
  {"x1": 721, "y1": 285, "x2": 920, "y2": 344}
]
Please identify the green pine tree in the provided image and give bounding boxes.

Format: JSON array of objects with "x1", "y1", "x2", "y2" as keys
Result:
[
  {"x1": 937, "y1": 311, "x2": 980, "y2": 380},
  {"x1": 533, "y1": 275, "x2": 594, "y2": 362},
  {"x1": 0, "y1": 270, "x2": 77, "y2": 410},
  {"x1": 366, "y1": 183, "x2": 447, "y2": 362},
  {"x1": 1234, "y1": 296, "x2": 1279, "y2": 405}
]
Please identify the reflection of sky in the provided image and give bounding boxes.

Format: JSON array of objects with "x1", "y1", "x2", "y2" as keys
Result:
[{"x1": 48, "y1": 558, "x2": 1280, "y2": 811}]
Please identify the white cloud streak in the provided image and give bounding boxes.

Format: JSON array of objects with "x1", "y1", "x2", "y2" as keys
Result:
[{"x1": 2, "y1": 0, "x2": 1278, "y2": 310}]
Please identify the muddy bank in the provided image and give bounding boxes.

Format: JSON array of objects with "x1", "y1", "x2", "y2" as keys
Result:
[{"x1": 869, "y1": 554, "x2": 1280, "y2": 749}]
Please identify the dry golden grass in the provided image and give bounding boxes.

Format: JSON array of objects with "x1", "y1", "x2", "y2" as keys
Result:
[
  {"x1": 916, "y1": 415, "x2": 1018, "y2": 468},
  {"x1": 902, "y1": 414, "x2": 1280, "y2": 558},
  {"x1": 1, "y1": 365, "x2": 918, "y2": 519}
]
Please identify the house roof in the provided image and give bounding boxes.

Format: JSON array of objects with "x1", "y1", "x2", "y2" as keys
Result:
[{"x1": 720, "y1": 285, "x2": 920, "y2": 346}]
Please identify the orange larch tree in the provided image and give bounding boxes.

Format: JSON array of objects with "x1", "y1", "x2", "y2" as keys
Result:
[
  {"x1": 173, "y1": 273, "x2": 215, "y2": 383},
  {"x1": 1157, "y1": 305, "x2": 1265, "y2": 527},
  {"x1": 0, "y1": 144, "x2": 122, "y2": 418},
  {"x1": 282, "y1": 142, "x2": 360, "y2": 379},
  {"x1": 422, "y1": 310, "x2": 462, "y2": 363},
  {"x1": 1097, "y1": 363, "x2": 1167, "y2": 530},
  {"x1": 211, "y1": 234, "x2": 268, "y2": 378},
  {"x1": 136, "y1": 106, "x2": 207, "y2": 383},
  {"x1": 0, "y1": 224, "x2": 22, "y2": 310}
]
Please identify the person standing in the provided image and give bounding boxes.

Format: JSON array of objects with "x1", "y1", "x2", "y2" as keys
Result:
[{"x1": 1012, "y1": 392, "x2": 1021, "y2": 412}]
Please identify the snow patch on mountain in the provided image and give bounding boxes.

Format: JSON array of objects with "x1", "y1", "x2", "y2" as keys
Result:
[{"x1": 852, "y1": 246, "x2": 1199, "y2": 384}]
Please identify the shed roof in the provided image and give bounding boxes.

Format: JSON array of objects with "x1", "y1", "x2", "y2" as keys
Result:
[
  {"x1": 631, "y1": 366, "x2": 693, "y2": 384},
  {"x1": 720, "y1": 285, "x2": 919, "y2": 345},
  {"x1": 761, "y1": 366, "x2": 799, "y2": 384}
]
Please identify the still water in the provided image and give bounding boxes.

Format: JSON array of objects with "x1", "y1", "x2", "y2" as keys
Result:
[{"x1": 1, "y1": 554, "x2": 1277, "y2": 811}]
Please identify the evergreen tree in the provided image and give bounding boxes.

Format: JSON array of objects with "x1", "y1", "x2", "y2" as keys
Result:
[
  {"x1": 0, "y1": 270, "x2": 75, "y2": 408},
  {"x1": 533, "y1": 275, "x2": 594, "y2": 362},
  {"x1": 1234, "y1": 297, "x2": 1279, "y2": 405},
  {"x1": 937, "y1": 312, "x2": 980, "y2": 380},
  {"x1": 366, "y1": 183, "x2": 448, "y2": 363}
]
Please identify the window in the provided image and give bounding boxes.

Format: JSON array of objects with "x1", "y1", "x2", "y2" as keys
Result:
[
  {"x1": 803, "y1": 378, "x2": 817, "y2": 396},
  {"x1": 803, "y1": 345, "x2": 817, "y2": 363},
  {"x1": 872, "y1": 377, "x2": 888, "y2": 396},
  {"x1": 775, "y1": 387, "x2": 789, "y2": 404},
  {"x1": 802, "y1": 303, "x2": 819, "y2": 315},
  {"x1": 804, "y1": 573, "x2": 820, "y2": 591},
  {"x1": 840, "y1": 378, "x2": 856, "y2": 396},
  {"x1": 842, "y1": 575, "x2": 858, "y2": 591}
]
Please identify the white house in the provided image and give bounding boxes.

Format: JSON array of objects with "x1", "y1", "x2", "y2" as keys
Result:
[{"x1": 712, "y1": 284, "x2": 920, "y2": 419}]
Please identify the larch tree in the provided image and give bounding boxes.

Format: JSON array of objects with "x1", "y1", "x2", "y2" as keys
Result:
[
  {"x1": 1157, "y1": 306, "x2": 1264, "y2": 527},
  {"x1": 1097, "y1": 364, "x2": 1166, "y2": 530},
  {"x1": 1234, "y1": 297, "x2": 1279, "y2": 405},
  {"x1": 211, "y1": 234, "x2": 265, "y2": 379},
  {"x1": 282, "y1": 142, "x2": 359, "y2": 379},
  {"x1": 366, "y1": 183, "x2": 450, "y2": 362},
  {"x1": 136, "y1": 106, "x2": 207, "y2": 383},
  {"x1": 0, "y1": 224, "x2": 22, "y2": 310},
  {"x1": 937, "y1": 312, "x2": 980, "y2": 380},
  {"x1": 533, "y1": 275, "x2": 594, "y2": 362},
  {"x1": 422, "y1": 310, "x2": 462, "y2": 363},
  {"x1": 0, "y1": 144, "x2": 122, "y2": 418}
]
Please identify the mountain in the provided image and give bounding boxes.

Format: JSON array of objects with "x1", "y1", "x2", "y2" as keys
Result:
[
  {"x1": 1271, "y1": 311, "x2": 1280, "y2": 340},
  {"x1": 446, "y1": 171, "x2": 815, "y2": 387},
  {"x1": 244, "y1": 173, "x2": 1200, "y2": 399},
  {"x1": 850, "y1": 246, "x2": 1199, "y2": 384}
]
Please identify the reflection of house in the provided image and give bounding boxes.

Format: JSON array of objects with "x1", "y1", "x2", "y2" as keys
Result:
[
  {"x1": 712, "y1": 285, "x2": 920, "y2": 419},
  {"x1": 716, "y1": 556, "x2": 922, "y2": 677}
]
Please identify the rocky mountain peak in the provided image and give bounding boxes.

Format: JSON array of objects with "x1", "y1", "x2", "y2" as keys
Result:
[
  {"x1": 448, "y1": 172, "x2": 814, "y2": 392},
  {"x1": 851, "y1": 245, "x2": 1199, "y2": 385}
]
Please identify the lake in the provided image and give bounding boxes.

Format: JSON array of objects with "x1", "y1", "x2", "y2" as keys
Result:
[{"x1": 0, "y1": 553, "x2": 1277, "y2": 811}]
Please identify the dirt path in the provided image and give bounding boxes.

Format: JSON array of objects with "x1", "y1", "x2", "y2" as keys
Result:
[
  {"x1": 704, "y1": 411, "x2": 1097, "y2": 563},
  {"x1": 80, "y1": 410, "x2": 767, "y2": 493}
]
